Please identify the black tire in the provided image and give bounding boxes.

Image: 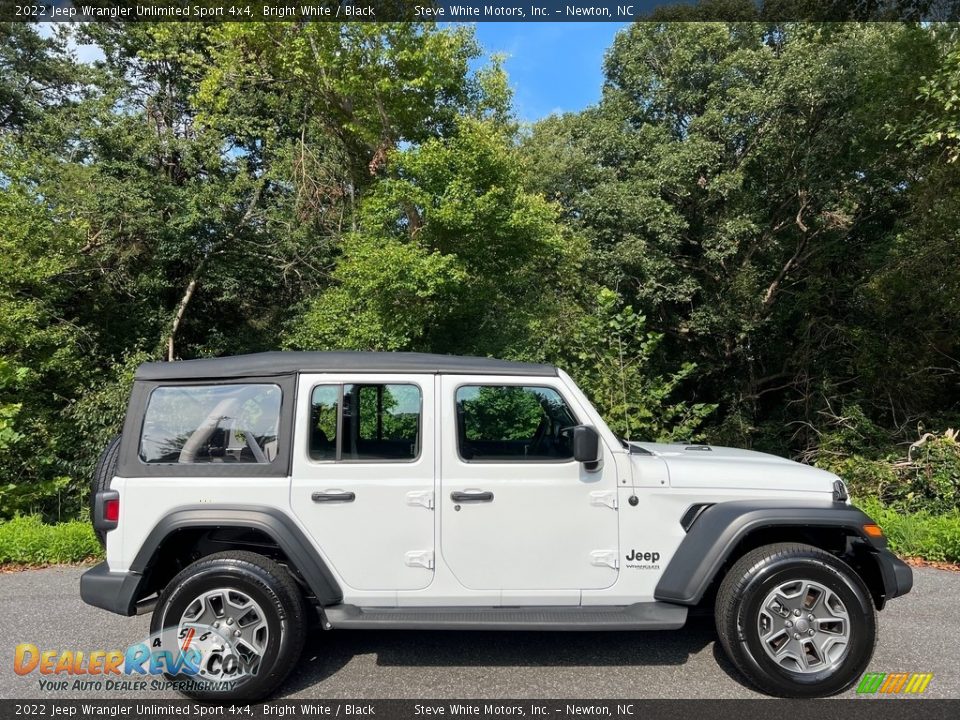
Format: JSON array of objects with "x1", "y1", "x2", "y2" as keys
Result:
[
  {"x1": 90, "y1": 435, "x2": 121, "y2": 546},
  {"x1": 715, "y1": 542, "x2": 876, "y2": 698},
  {"x1": 150, "y1": 551, "x2": 307, "y2": 701}
]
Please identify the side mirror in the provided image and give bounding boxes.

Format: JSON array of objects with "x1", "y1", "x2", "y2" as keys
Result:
[{"x1": 573, "y1": 425, "x2": 600, "y2": 464}]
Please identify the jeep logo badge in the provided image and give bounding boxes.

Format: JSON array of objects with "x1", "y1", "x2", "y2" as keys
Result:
[{"x1": 625, "y1": 550, "x2": 661, "y2": 566}]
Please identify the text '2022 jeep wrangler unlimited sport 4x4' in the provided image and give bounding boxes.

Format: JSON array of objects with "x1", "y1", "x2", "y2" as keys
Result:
[{"x1": 80, "y1": 352, "x2": 912, "y2": 700}]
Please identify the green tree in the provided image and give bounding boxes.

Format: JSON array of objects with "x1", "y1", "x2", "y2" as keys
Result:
[
  {"x1": 3, "y1": 19, "x2": 959, "y2": 524},
  {"x1": 0, "y1": 23, "x2": 79, "y2": 133},
  {"x1": 910, "y1": 25, "x2": 960, "y2": 162},
  {"x1": 0, "y1": 21, "x2": 508, "y2": 518},
  {"x1": 0, "y1": 168, "x2": 89, "y2": 517},
  {"x1": 287, "y1": 116, "x2": 580, "y2": 356},
  {"x1": 0, "y1": 359, "x2": 24, "y2": 453},
  {"x1": 524, "y1": 22, "x2": 954, "y2": 452},
  {"x1": 553, "y1": 289, "x2": 716, "y2": 442},
  {"x1": 459, "y1": 387, "x2": 544, "y2": 442}
]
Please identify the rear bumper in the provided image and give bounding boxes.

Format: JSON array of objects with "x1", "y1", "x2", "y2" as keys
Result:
[
  {"x1": 79, "y1": 562, "x2": 143, "y2": 616},
  {"x1": 875, "y1": 548, "x2": 913, "y2": 603}
]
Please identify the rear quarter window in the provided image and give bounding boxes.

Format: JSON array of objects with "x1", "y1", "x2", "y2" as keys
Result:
[{"x1": 139, "y1": 384, "x2": 282, "y2": 464}]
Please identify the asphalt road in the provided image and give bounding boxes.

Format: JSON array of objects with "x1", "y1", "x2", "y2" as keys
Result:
[{"x1": 0, "y1": 565, "x2": 956, "y2": 700}]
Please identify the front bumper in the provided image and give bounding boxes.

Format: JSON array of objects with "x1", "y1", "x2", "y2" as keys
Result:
[
  {"x1": 79, "y1": 562, "x2": 144, "y2": 616},
  {"x1": 875, "y1": 547, "x2": 913, "y2": 602}
]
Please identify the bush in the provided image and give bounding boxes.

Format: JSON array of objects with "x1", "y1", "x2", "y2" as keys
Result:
[
  {"x1": 902, "y1": 430, "x2": 960, "y2": 513},
  {"x1": 855, "y1": 496, "x2": 960, "y2": 563},
  {"x1": 0, "y1": 515, "x2": 102, "y2": 565},
  {"x1": 817, "y1": 423, "x2": 960, "y2": 515}
]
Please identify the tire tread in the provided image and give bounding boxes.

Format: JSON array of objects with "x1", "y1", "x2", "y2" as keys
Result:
[
  {"x1": 714, "y1": 542, "x2": 876, "y2": 698},
  {"x1": 153, "y1": 550, "x2": 307, "y2": 701}
]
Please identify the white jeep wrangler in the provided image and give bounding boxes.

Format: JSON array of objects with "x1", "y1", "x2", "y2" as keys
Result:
[{"x1": 81, "y1": 352, "x2": 912, "y2": 700}]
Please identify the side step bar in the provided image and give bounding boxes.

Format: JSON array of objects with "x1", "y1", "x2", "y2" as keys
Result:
[{"x1": 323, "y1": 602, "x2": 687, "y2": 631}]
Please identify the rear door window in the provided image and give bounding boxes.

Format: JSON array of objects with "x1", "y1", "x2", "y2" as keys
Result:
[
  {"x1": 140, "y1": 384, "x2": 282, "y2": 464},
  {"x1": 309, "y1": 383, "x2": 421, "y2": 462}
]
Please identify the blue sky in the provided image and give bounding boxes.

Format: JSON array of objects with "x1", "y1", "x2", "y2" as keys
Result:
[
  {"x1": 472, "y1": 23, "x2": 629, "y2": 122},
  {"x1": 43, "y1": 21, "x2": 628, "y2": 124}
]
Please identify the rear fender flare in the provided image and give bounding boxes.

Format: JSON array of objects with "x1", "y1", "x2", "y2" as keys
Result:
[{"x1": 132, "y1": 505, "x2": 342, "y2": 606}]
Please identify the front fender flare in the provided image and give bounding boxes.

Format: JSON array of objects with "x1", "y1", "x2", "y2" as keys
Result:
[{"x1": 654, "y1": 500, "x2": 884, "y2": 606}]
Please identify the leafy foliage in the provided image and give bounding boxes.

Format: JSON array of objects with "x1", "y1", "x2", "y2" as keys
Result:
[
  {"x1": 523, "y1": 22, "x2": 959, "y2": 455},
  {"x1": 1, "y1": 20, "x2": 959, "y2": 537},
  {"x1": 0, "y1": 359, "x2": 24, "y2": 453},
  {"x1": 459, "y1": 387, "x2": 545, "y2": 442},
  {"x1": 549, "y1": 289, "x2": 716, "y2": 442},
  {"x1": 288, "y1": 117, "x2": 577, "y2": 356},
  {"x1": 910, "y1": 26, "x2": 960, "y2": 163},
  {"x1": 855, "y1": 497, "x2": 960, "y2": 564},
  {"x1": 355, "y1": 385, "x2": 420, "y2": 442},
  {"x1": 0, "y1": 515, "x2": 101, "y2": 565},
  {"x1": 818, "y1": 424, "x2": 960, "y2": 515}
]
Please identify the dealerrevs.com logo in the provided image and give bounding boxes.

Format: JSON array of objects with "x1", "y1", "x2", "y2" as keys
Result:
[
  {"x1": 857, "y1": 672, "x2": 934, "y2": 695},
  {"x1": 13, "y1": 625, "x2": 256, "y2": 693}
]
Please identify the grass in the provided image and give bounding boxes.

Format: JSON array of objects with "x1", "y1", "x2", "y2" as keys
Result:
[
  {"x1": 0, "y1": 515, "x2": 103, "y2": 566},
  {"x1": 855, "y1": 496, "x2": 960, "y2": 563}
]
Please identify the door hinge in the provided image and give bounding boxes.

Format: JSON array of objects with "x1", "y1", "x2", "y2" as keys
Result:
[
  {"x1": 589, "y1": 490, "x2": 618, "y2": 510},
  {"x1": 590, "y1": 550, "x2": 619, "y2": 570},
  {"x1": 404, "y1": 550, "x2": 434, "y2": 570},
  {"x1": 406, "y1": 490, "x2": 434, "y2": 510}
]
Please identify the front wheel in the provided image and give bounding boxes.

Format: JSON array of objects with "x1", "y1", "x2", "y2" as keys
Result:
[
  {"x1": 150, "y1": 551, "x2": 307, "y2": 701},
  {"x1": 715, "y1": 542, "x2": 876, "y2": 697}
]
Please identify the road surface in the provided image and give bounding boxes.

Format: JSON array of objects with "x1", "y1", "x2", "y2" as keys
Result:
[{"x1": 0, "y1": 565, "x2": 955, "y2": 699}]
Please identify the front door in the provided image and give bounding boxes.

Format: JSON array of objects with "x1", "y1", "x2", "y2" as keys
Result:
[
  {"x1": 291, "y1": 373, "x2": 435, "y2": 592},
  {"x1": 439, "y1": 376, "x2": 620, "y2": 592}
]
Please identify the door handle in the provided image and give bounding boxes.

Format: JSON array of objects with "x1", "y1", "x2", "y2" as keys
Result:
[
  {"x1": 312, "y1": 491, "x2": 356, "y2": 503},
  {"x1": 450, "y1": 490, "x2": 494, "y2": 503}
]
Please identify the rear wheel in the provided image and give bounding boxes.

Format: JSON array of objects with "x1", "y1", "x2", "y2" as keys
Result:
[
  {"x1": 715, "y1": 542, "x2": 876, "y2": 697},
  {"x1": 150, "y1": 551, "x2": 307, "y2": 701}
]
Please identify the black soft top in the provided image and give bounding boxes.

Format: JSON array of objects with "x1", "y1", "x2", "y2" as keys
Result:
[{"x1": 135, "y1": 351, "x2": 558, "y2": 381}]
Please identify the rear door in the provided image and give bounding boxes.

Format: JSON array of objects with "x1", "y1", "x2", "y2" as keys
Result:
[
  {"x1": 439, "y1": 376, "x2": 620, "y2": 593},
  {"x1": 291, "y1": 374, "x2": 435, "y2": 592}
]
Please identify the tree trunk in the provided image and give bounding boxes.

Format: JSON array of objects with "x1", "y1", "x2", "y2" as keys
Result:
[
  {"x1": 163, "y1": 179, "x2": 266, "y2": 361},
  {"x1": 167, "y1": 275, "x2": 199, "y2": 362}
]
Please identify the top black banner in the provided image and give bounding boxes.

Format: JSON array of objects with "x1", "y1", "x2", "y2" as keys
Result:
[{"x1": 0, "y1": 0, "x2": 958, "y2": 22}]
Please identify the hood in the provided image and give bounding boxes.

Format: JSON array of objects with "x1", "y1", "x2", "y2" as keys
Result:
[{"x1": 628, "y1": 442, "x2": 838, "y2": 495}]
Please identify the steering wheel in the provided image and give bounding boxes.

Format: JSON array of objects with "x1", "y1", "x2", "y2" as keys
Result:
[{"x1": 527, "y1": 417, "x2": 551, "y2": 455}]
